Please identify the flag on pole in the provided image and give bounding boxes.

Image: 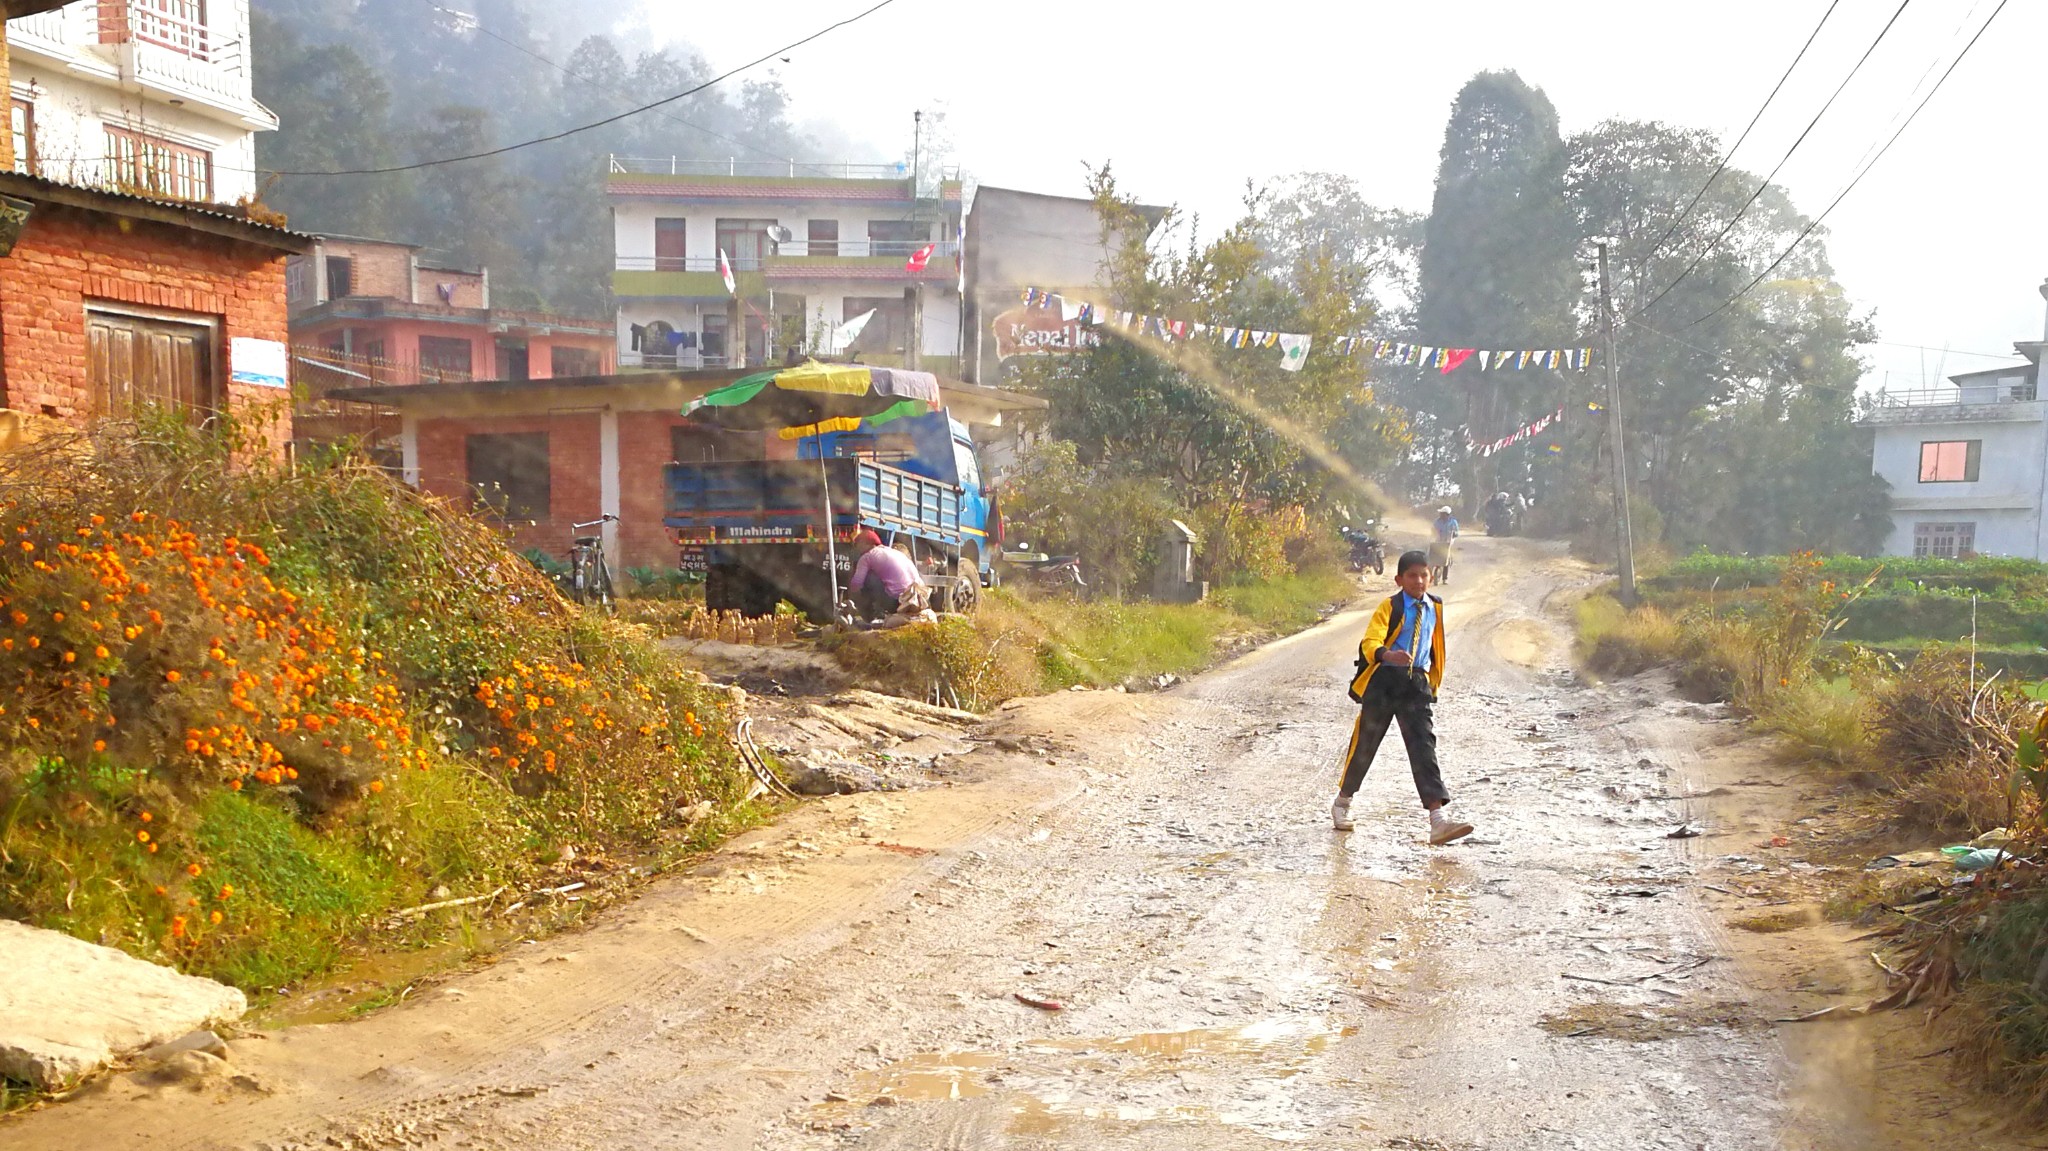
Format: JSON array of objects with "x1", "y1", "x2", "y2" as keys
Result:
[
  {"x1": 718, "y1": 248, "x2": 737, "y2": 296},
  {"x1": 905, "y1": 242, "x2": 936, "y2": 273}
]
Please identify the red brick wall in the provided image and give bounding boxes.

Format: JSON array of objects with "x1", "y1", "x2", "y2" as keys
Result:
[
  {"x1": 617, "y1": 409, "x2": 691, "y2": 573},
  {"x1": 416, "y1": 412, "x2": 603, "y2": 564},
  {"x1": 317, "y1": 240, "x2": 414, "y2": 301},
  {"x1": 0, "y1": 201, "x2": 292, "y2": 450}
]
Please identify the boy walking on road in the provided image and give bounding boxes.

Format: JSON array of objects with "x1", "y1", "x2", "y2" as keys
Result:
[{"x1": 1332, "y1": 549, "x2": 1474, "y2": 845}]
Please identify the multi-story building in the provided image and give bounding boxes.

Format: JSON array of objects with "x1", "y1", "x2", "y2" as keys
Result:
[
  {"x1": 288, "y1": 235, "x2": 614, "y2": 385},
  {"x1": 4, "y1": 0, "x2": 276, "y2": 205},
  {"x1": 608, "y1": 158, "x2": 962, "y2": 373},
  {"x1": 1861, "y1": 288, "x2": 2048, "y2": 559}
]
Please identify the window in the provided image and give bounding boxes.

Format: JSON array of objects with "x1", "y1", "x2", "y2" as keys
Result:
[
  {"x1": 497, "y1": 338, "x2": 530, "y2": 381},
  {"x1": 844, "y1": 296, "x2": 909, "y2": 354},
  {"x1": 86, "y1": 308, "x2": 215, "y2": 420},
  {"x1": 324, "y1": 255, "x2": 353, "y2": 300},
  {"x1": 1918, "y1": 440, "x2": 1982, "y2": 483},
  {"x1": 1913, "y1": 522, "x2": 1977, "y2": 559},
  {"x1": 550, "y1": 346, "x2": 600, "y2": 377},
  {"x1": 103, "y1": 127, "x2": 211, "y2": 202},
  {"x1": 418, "y1": 335, "x2": 473, "y2": 382},
  {"x1": 701, "y1": 313, "x2": 729, "y2": 362},
  {"x1": 11, "y1": 99, "x2": 35, "y2": 175},
  {"x1": 466, "y1": 432, "x2": 549, "y2": 520},
  {"x1": 671, "y1": 424, "x2": 757, "y2": 463},
  {"x1": 654, "y1": 217, "x2": 687, "y2": 272},
  {"x1": 865, "y1": 219, "x2": 930, "y2": 255},
  {"x1": 807, "y1": 219, "x2": 839, "y2": 257},
  {"x1": 714, "y1": 218, "x2": 777, "y2": 268}
]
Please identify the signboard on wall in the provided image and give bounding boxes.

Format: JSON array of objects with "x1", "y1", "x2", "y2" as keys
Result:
[
  {"x1": 991, "y1": 304, "x2": 1101, "y2": 362},
  {"x1": 229, "y1": 338, "x2": 290, "y2": 389}
]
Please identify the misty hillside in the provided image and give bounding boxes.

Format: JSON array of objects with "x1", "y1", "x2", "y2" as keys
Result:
[{"x1": 253, "y1": 0, "x2": 837, "y2": 314}]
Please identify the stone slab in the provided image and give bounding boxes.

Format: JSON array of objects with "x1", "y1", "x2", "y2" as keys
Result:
[{"x1": 0, "y1": 920, "x2": 246, "y2": 1088}]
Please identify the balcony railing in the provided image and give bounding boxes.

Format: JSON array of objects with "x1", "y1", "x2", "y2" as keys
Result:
[
  {"x1": 607, "y1": 155, "x2": 961, "y2": 183},
  {"x1": 7, "y1": 7, "x2": 78, "y2": 49},
  {"x1": 1875, "y1": 381, "x2": 2037, "y2": 408},
  {"x1": 616, "y1": 240, "x2": 959, "y2": 273},
  {"x1": 620, "y1": 349, "x2": 729, "y2": 371}
]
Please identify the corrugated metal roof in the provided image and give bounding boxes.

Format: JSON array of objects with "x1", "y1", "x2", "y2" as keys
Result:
[
  {"x1": 0, "y1": 171, "x2": 312, "y2": 251},
  {"x1": 608, "y1": 180, "x2": 964, "y2": 204}
]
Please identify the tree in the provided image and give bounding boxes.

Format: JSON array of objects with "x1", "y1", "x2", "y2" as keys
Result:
[
  {"x1": 252, "y1": 13, "x2": 410, "y2": 236},
  {"x1": 1563, "y1": 119, "x2": 1886, "y2": 555},
  {"x1": 1414, "y1": 71, "x2": 1582, "y2": 507}
]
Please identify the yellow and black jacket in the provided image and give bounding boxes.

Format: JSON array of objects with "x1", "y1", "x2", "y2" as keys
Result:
[{"x1": 1346, "y1": 591, "x2": 1447, "y2": 702}]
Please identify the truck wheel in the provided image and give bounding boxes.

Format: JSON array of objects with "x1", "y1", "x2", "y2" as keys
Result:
[{"x1": 950, "y1": 576, "x2": 978, "y2": 615}]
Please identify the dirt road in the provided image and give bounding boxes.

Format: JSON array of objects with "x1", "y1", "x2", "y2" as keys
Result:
[{"x1": 1, "y1": 539, "x2": 1971, "y2": 1149}]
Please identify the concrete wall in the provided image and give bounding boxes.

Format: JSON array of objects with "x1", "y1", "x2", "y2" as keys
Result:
[
  {"x1": 963, "y1": 185, "x2": 1137, "y2": 384},
  {"x1": 1869, "y1": 408, "x2": 2048, "y2": 558},
  {"x1": 0, "y1": 197, "x2": 291, "y2": 448}
]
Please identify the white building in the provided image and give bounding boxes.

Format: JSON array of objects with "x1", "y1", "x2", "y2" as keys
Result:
[
  {"x1": 3, "y1": 0, "x2": 277, "y2": 205},
  {"x1": 607, "y1": 157, "x2": 962, "y2": 372},
  {"x1": 1862, "y1": 298, "x2": 2048, "y2": 559}
]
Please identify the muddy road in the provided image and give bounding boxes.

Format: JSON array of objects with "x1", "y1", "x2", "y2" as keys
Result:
[{"x1": 5, "y1": 539, "x2": 1951, "y2": 1149}]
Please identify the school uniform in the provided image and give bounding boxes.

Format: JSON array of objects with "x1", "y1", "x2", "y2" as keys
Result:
[{"x1": 1339, "y1": 589, "x2": 1449, "y2": 807}]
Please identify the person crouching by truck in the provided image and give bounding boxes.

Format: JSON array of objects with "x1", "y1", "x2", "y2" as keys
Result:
[{"x1": 848, "y1": 529, "x2": 930, "y2": 621}]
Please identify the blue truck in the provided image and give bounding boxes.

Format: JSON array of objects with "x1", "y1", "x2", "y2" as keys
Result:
[{"x1": 664, "y1": 409, "x2": 997, "y2": 619}]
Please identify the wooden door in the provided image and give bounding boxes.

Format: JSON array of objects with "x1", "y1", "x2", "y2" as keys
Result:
[{"x1": 87, "y1": 310, "x2": 214, "y2": 420}]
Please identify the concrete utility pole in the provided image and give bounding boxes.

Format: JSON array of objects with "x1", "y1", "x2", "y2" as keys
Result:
[{"x1": 1597, "y1": 242, "x2": 1637, "y2": 605}]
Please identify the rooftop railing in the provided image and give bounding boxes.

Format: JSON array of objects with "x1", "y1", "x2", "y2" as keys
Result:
[
  {"x1": 1874, "y1": 380, "x2": 2037, "y2": 407},
  {"x1": 607, "y1": 155, "x2": 960, "y2": 182}
]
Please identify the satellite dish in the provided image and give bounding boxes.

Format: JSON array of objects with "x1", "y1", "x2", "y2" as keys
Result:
[{"x1": 765, "y1": 225, "x2": 794, "y2": 245}]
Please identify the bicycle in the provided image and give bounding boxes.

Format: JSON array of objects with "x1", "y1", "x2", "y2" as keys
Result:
[{"x1": 568, "y1": 515, "x2": 619, "y2": 613}]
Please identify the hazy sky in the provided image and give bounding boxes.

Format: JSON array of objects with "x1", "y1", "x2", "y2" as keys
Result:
[{"x1": 648, "y1": 0, "x2": 2041, "y2": 392}]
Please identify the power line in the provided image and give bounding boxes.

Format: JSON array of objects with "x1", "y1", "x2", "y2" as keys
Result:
[
  {"x1": 1635, "y1": 0, "x2": 1843, "y2": 265},
  {"x1": 1631, "y1": 0, "x2": 1914, "y2": 320},
  {"x1": 405, "y1": 0, "x2": 844, "y2": 180},
  {"x1": 1688, "y1": 0, "x2": 2010, "y2": 327},
  {"x1": 263, "y1": 0, "x2": 904, "y2": 177}
]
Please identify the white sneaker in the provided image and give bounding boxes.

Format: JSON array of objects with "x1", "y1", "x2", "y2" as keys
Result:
[
  {"x1": 1331, "y1": 797, "x2": 1354, "y2": 831},
  {"x1": 1429, "y1": 807, "x2": 1474, "y2": 845}
]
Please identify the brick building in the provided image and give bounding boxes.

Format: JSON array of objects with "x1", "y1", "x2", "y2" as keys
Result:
[
  {"x1": 0, "y1": 168, "x2": 308, "y2": 445},
  {"x1": 327, "y1": 368, "x2": 1043, "y2": 573},
  {"x1": 290, "y1": 235, "x2": 614, "y2": 385}
]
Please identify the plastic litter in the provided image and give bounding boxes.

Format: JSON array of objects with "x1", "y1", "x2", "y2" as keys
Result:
[{"x1": 1942, "y1": 845, "x2": 2008, "y2": 872}]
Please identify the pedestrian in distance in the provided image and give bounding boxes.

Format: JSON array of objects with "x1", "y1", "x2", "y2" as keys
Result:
[
  {"x1": 1331, "y1": 549, "x2": 1474, "y2": 845},
  {"x1": 1428, "y1": 506, "x2": 1459, "y2": 585}
]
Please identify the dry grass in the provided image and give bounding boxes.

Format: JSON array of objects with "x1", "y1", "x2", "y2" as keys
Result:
[{"x1": 1575, "y1": 597, "x2": 1686, "y2": 677}]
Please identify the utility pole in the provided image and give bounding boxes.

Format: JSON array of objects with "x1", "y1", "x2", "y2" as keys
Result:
[{"x1": 1597, "y1": 242, "x2": 1637, "y2": 605}]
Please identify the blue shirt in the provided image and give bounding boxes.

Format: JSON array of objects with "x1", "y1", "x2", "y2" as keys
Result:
[
  {"x1": 1433, "y1": 517, "x2": 1460, "y2": 544},
  {"x1": 1389, "y1": 592, "x2": 1436, "y2": 673}
]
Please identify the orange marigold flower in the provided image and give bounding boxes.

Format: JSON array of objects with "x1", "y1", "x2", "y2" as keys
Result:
[
  {"x1": 185, "y1": 739, "x2": 200, "y2": 752},
  {"x1": 368, "y1": 779, "x2": 384, "y2": 794},
  {"x1": 139, "y1": 811, "x2": 151, "y2": 823},
  {"x1": 61, "y1": 651, "x2": 75, "y2": 664},
  {"x1": 17, "y1": 541, "x2": 29, "y2": 552},
  {"x1": 229, "y1": 778, "x2": 243, "y2": 791},
  {"x1": 136, "y1": 830, "x2": 149, "y2": 843},
  {"x1": 209, "y1": 910, "x2": 222, "y2": 925},
  {"x1": 170, "y1": 916, "x2": 186, "y2": 937},
  {"x1": 93, "y1": 645, "x2": 108, "y2": 659},
  {"x1": 187, "y1": 863, "x2": 202, "y2": 877},
  {"x1": 51, "y1": 611, "x2": 63, "y2": 623},
  {"x1": 165, "y1": 670, "x2": 182, "y2": 683},
  {"x1": 93, "y1": 740, "x2": 106, "y2": 752},
  {"x1": 218, "y1": 885, "x2": 232, "y2": 899},
  {"x1": 8, "y1": 611, "x2": 24, "y2": 626}
]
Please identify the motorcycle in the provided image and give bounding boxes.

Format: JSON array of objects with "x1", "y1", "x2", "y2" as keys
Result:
[
  {"x1": 998, "y1": 545, "x2": 1087, "y2": 594},
  {"x1": 1341, "y1": 521, "x2": 1386, "y2": 575},
  {"x1": 1484, "y1": 499, "x2": 1520, "y2": 538}
]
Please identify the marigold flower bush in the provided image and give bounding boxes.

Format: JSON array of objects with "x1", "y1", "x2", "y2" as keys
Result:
[{"x1": 0, "y1": 418, "x2": 752, "y2": 989}]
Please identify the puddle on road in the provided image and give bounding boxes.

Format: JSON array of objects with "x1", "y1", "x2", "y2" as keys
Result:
[{"x1": 819, "y1": 1017, "x2": 1354, "y2": 1138}]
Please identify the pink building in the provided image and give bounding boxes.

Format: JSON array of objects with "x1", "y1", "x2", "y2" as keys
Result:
[{"x1": 288, "y1": 236, "x2": 614, "y2": 384}]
